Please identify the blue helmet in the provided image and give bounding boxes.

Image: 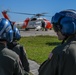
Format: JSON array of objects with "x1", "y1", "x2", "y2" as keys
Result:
[
  {"x1": 13, "y1": 26, "x2": 21, "y2": 41},
  {"x1": 0, "y1": 18, "x2": 13, "y2": 42},
  {"x1": 51, "y1": 9, "x2": 76, "y2": 36}
]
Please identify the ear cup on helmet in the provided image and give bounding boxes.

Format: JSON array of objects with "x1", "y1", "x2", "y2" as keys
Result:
[
  {"x1": 13, "y1": 26, "x2": 21, "y2": 41},
  {"x1": 6, "y1": 29, "x2": 13, "y2": 42},
  {"x1": 60, "y1": 17, "x2": 76, "y2": 35},
  {"x1": 51, "y1": 9, "x2": 76, "y2": 36},
  {"x1": 51, "y1": 13, "x2": 64, "y2": 32}
]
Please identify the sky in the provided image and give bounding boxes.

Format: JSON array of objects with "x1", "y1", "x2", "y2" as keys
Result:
[{"x1": 0, "y1": 0, "x2": 76, "y2": 22}]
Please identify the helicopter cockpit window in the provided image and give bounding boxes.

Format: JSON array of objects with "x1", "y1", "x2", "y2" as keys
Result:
[{"x1": 31, "y1": 18, "x2": 37, "y2": 21}]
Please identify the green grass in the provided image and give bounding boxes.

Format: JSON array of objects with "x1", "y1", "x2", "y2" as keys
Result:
[{"x1": 19, "y1": 35, "x2": 61, "y2": 64}]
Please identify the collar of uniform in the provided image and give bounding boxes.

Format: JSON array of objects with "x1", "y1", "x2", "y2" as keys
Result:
[
  {"x1": 66, "y1": 36, "x2": 76, "y2": 44},
  {"x1": 0, "y1": 43, "x2": 6, "y2": 49}
]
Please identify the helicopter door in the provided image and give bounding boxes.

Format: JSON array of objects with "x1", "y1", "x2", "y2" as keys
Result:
[
  {"x1": 35, "y1": 21, "x2": 42, "y2": 27},
  {"x1": 27, "y1": 20, "x2": 42, "y2": 29},
  {"x1": 27, "y1": 21, "x2": 36, "y2": 28}
]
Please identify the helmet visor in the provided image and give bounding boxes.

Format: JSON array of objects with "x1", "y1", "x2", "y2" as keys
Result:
[
  {"x1": 51, "y1": 13, "x2": 64, "y2": 24},
  {"x1": 51, "y1": 13, "x2": 64, "y2": 32},
  {"x1": 53, "y1": 24, "x2": 60, "y2": 32}
]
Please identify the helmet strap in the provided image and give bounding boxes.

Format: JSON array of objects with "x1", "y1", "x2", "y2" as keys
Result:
[
  {"x1": 61, "y1": 39, "x2": 65, "y2": 44},
  {"x1": 61, "y1": 36, "x2": 68, "y2": 44}
]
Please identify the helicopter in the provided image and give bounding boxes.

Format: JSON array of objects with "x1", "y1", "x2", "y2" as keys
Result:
[{"x1": 2, "y1": 10, "x2": 53, "y2": 31}]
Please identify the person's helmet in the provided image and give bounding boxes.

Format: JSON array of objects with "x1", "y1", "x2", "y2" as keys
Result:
[
  {"x1": 0, "y1": 18, "x2": 13, "y2": 42},
  {"x1": 51, "y1": 9, "x2": 76, "y2": 36},
  {"x1": 13, "y1": 26, "x2": 21, "y2": 41}
]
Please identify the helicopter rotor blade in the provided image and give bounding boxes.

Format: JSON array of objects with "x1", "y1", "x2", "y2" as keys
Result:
[
  {"x1": 42, "y1": 15, "x2": 52, "y2": 17},
  {"x1": 35, "y1": 13, "x2": 51, "y2": 17},
  {"x1": 7, "y1": 10, "x2": 52, "y2": 17},
  {"x1": 40, "y1": 12, "x2": 52, "y2": 17},
  {"x1": 7, "y1": 11, "x2": 35, "y2": 15}
]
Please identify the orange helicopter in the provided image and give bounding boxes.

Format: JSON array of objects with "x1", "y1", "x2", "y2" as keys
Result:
[{"x1": 2, "y1": 10, "x2": 52, "y2": 31}]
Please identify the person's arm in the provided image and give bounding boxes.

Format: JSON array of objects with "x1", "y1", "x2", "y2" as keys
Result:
[
  {"x1": 20, "y1": 46, "x2": 30, "y2": 72},
  {"x1": 13, "y1": 56, "x2": 24, "y2": 75},
  {"x1": 39, "y1": 52, "x2": 59, "y2": 75}
]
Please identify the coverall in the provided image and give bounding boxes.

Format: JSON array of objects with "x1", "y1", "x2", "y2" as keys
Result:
[
  {"x1": 39, "y1": 36, "x2": 76, "y2": 75},
  {"x1": 0, "y1": 43, "x2": 24, "y2": 75},
  {"x1": 7, "y1": 42, "x2": 30, "y2": 73}
]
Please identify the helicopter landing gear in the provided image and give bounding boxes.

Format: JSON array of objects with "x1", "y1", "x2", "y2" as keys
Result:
[
  {"x1": 41, "y1": 28, "x2": 48, "y2": 31},
  {"x1": 25, "y1": 28, "x2": 29, "y2": 31},
  {"x1": 45, "y1": 28, "x2": 48, "y2": 31}
]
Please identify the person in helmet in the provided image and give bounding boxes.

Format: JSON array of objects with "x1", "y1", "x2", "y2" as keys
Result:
[
  {"x1": 38, "y1": 9, "x2": 76, "y2": 75},
  {"x1": 7, "y1": 25, "x2": 30, "y2": 75},
  {"x1": 0, "y1": 18, "x2": 25, "y2": 75}
]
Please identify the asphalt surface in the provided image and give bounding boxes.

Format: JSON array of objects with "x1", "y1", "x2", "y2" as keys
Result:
[
  {"x1": 20, "y1": 29, "x2": 57, "y2": 37},
  {"x1": 28, "y1": 60, "x2": 40, "y2": 75},
  {"x1": 20, "y1": 29, "x2": 57, "y2": 75}
]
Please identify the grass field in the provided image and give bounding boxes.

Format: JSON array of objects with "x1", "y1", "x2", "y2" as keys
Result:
[{"x1": 19, "y1": 35, "x2": 61, "y2": 64}]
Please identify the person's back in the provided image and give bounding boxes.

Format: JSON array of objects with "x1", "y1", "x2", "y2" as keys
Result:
[
  {"x1": 39, "y1": 9, "x2": 76, "y2": 75},
  {"x1": 0, "y1": 43, "x2": 24, "y2": 75},
  {"x1": 13, "y1": 43, "x2": 30, "y2": 73},
  {"x1": 7, "y1": 26, "x2": 30, "y2": 74},
  {"x1": 7, "y1": 42, "x2": 30, "y2": 73},
  {"x1": 0, "y1": 18, "x2": 24, "y2": 75},
  {"x1": 39, "y1": 38, "x2": 76, "y2": 75}
]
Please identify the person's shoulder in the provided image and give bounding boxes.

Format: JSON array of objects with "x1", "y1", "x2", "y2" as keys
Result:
[
  {"x1": 3, "y1": 48, "x2": 19, "y2": 59},
  {"x1": 15, "y1": 43, "x2": 23, "y2": 48},
  {"x1": 52, "y1": 44, "x2": 65, "y2": 54},
  {"x1": 13, "y1": 43, "x2": 22, "y2": 50},
  {"x1": 13, "y1": 43, "x2": 24, "y2": 53}
]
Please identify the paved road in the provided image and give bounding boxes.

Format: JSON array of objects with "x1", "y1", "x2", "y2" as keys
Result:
[
  {"x1": 28, "y1": 60, "x2": 40, "y2": 75},
  {"x1": 20, "y1": 29, "x2": 57, "y2": 37}
]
